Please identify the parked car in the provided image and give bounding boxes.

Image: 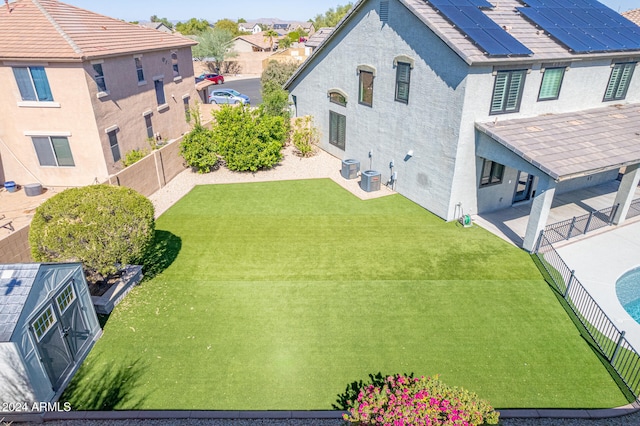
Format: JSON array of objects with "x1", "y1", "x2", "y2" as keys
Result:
[
  {"x1": 208, "y1": 89, "x2": 250, "y2": 105},
  {"x1": 195, "y1": 73, "x2": 224, "y2": 84}
]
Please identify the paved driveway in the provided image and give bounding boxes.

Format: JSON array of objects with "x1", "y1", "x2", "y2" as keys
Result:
[{"x1": 556, "y1": 219, "x2": 640, "y2": 350}]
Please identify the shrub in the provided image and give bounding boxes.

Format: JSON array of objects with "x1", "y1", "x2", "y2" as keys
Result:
[
  {"x1": 337, "y1": 373, "x2": 499, "y2": 426},
  {"x1": 29, "y1": 185, "x2": 155, "y2": 280},
  {"x1": 291, "y1": 116, "x2": 319, "y2": 157},
  {"x1": 213, "y1": 104, "x2": 286, "y2": 172},
  {"x1": 179, "y1": 124, "x2": 218, "y2": 173},
  {"x1": 261, "y1": 60, "x2": 299, "y2": 96},
  {"x1": 122, "y1": 148, "x2": 148, "y2": 167}
]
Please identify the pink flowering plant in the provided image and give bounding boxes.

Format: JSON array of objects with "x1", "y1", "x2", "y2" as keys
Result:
[{"x1": 337, "y1": 373, "x2": 499, "y2": 426}]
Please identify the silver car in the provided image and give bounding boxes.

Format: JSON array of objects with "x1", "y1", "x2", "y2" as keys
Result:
[{"x1": 208, "y1": 89, "x2": 250, "y2": 105}]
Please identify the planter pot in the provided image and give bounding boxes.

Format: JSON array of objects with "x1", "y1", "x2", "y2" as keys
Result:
[{"x1": 91, "y1": 265, "x2": 143, "y2": 315}]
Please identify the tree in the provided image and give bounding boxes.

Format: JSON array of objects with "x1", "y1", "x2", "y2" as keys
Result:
[
  {"x1": 191, "y1": 28, "x2": 237, "y2": 71},
  {"x1": 29, "y1": 185, "x2": 155, "y2": 280},
  {"x1": 261, "y1": 60, "x2": 299, "y2": 96},
  {"x1": 237, "y1": 18, "x2": 247, "y2": 23},
  {"x1": 279, "y1": 37, "x2": 293, "y2": 49},
  {"x1": 214, "y1": 18, "x2": 242, "y2": 37},
  {"x1": 263, "y1": 29, "x2": 279, "y2": 51},
  {"x1": 180, "y1": 103, "x2": 219, "y2": 173},
  {"x1": 213, "y1": 105, "x2": 286, "y2": 172},
  {"x1": 150, "y1": 15, "x2": 174, "y2": 30},
  {"x1": 175, "y1": 18, "x2": 210, "y2": 35},
  {"x1": 311, "y1": 3, "x2": 353, "y2": 28}
]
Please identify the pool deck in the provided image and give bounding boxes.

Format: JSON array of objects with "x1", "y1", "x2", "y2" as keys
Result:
[{"x1": 555, "y1": 220, "x2": 640, "y2": 351}]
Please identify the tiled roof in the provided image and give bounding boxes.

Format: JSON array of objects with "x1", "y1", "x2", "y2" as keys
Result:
[
  {"x1": 0, "y1": 264, "x2": 40, "y2": 342},
  {"x1": 623, "y1": 9, "x2": 640, "y2": 26},
  {"x1": 475, "y1": 104, "x2": 640, "y2": 181},
  {"x1": 233, "y1": 32, "x2": 274, "y2": 50},
  {"x1": 305, "y1": 27, "x2": 334, "y2": 49},
  {"x1": 0, "y1": 0, "x2": 196, "y2": 61}
]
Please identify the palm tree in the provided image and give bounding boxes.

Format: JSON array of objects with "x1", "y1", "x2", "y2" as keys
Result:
[{"x1": 263, "y1": 29, "x2": 279, "y2": 51}]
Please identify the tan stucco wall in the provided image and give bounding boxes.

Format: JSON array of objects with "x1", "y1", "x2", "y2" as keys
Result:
[
  {"x1": 0, "y1": 62, "x2": 108, "y2": 187},
  {"x1": 0, "y1": 46, "x2": 198, "y2": 187},
  {"x1": 87, "y1": 46, "x2": 198, "y2": 176}
]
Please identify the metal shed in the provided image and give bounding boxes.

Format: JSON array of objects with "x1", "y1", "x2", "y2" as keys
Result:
[{"x1": 0, "y1": 263, "x2": 101, "y2": 405}]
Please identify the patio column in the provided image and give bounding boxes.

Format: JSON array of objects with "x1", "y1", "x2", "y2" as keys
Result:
[
  {"x1": 523, "y1": 177, "x2": 557, "y2": 252},
  {"x1": 612, "y1": 163, "x2": 640, "y2": 225}
]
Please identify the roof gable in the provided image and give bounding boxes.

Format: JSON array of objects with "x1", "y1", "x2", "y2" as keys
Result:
[{"x1": 0, "y1": 0, "x2": 196, "y2": 61}]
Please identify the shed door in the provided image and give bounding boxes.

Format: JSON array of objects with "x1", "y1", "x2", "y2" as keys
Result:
[
  {"x1": 56, "y1": 281, "x2": 89, "y2": 357},
  {"x1": 32, "y1": 305, "x2": 73, "y2": 390}
]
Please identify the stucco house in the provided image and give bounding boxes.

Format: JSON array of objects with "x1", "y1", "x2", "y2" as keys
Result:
[
  {"x1": 0, "y1": 0, "x2": 198, "y2": 188},
  {"x1": 286, "y1": 0, "x2": 640, "y2": 251},
  {"x1": 233, "y1": 33, "x2": 278, "y2": 53}
]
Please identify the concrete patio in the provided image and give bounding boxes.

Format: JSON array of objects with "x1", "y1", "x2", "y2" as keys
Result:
[{"x1": 473, "y1": 180, "x2": 640, "y2": 248}]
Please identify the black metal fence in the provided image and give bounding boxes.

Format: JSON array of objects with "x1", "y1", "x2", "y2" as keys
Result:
[
  {"x1": 543, "y1": 204, "x2": 619, "y2": 245},
  {"x1": 534, "y1": 232, "x2": 640, "y2": 397},
  {"x1": 627, "y1": 198, "x2": 640, "y2": 220}
]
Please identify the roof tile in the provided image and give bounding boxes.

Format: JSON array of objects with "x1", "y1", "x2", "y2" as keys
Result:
[{"x1": 0, "y1": 0, "x2": 196, "y2": 61}]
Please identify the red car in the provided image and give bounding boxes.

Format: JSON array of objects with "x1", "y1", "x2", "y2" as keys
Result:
[{"x1": 195, "y1": 73, "x2": 224, "y2": 84}]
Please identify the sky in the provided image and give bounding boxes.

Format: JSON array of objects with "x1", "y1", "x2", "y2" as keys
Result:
[{"x1": 59, "y1": 0, "x2": 639, "y2": 23}]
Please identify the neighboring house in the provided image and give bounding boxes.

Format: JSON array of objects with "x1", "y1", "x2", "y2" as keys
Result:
[
  {"x1": 239, "y1": 19, "x2": 315, "y2": 36},
  {"x1": 304, "y1": 27, "x2": 334, "y2": 51},
  {"x1": 262, "y1": 48, "x2": 310, "y2": 69},
  {"x1": 622, "y1": 8, "x2": 640, "y2": 25},
  {"x1": 140, "y1": 21, "x2": 173, "y2": 34},
  {"x1": 233, "y1": 32, "x2": 277, "y2": 52},
  {"x1": 238, "y1": 22, "x2": 262, "y2": 34},
  {"x1": 0, "y1": 263, "x2": 101, "y2": 404},
  {"x1": 286, "y1": 0, "x2": 640, "y2": 251},
  {"x1": 0, "y1": 0, "x2": 198, "y2": 188}
]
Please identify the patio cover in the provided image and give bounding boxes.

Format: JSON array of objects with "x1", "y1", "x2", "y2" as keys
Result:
[
  {"x1": 475, "y1": 103, "x2": 640, "y2": 181},
  {"x1": 195, "y1": 80, "x2": 216, "y2": 92}
]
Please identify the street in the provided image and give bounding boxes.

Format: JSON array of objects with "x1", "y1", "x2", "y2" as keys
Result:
[{"x1": 223, "y1": 77, "x2": 262, "y2": 105}]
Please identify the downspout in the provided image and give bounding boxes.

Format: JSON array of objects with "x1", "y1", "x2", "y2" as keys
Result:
[{"x1": 0, "y1": 137, "x2": 44, "y2": 184}]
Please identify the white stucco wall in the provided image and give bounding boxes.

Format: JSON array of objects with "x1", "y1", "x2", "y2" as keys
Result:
[
  {"x1": 289, "y1": 0, "x2": 640, "y2": 220},
  {"x1": 289, "y1": 0, "x2": 470, "y2": 219}
]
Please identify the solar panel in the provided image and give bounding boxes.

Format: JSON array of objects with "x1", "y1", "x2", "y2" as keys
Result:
[
  {"x1": 428, "y1": 0, "x2": 532, "y2": 56},
  {"x1": 517, "y1": 0, "x2": 640, "y2": 53}
]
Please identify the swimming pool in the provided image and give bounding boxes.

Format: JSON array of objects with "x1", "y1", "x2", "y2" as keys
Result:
[{"x1": 616, "y1": 266, "x2": 640, "y2": 324}]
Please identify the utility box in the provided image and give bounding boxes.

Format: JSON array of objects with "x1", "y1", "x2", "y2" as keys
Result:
[
  {"x1": 341, "y1": 159, "x2": 360, "y2": 179},
  {"x1": 360, "y1": 170, "x2": 381, "y2": 192}
]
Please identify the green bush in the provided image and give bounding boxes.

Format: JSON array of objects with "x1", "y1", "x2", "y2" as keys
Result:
[
  {"x1": 213, "y1": 104, "x2": 286, "y2": 172},
  {"x1": 122, "y1": 149, "x2": 148, "y2": 167},
  {"x1": 29, "y1": 185, "x2": 155, "y2": 279},
  {"x1": 291, "y1": 116, "x2": 319, "y2": 157},
  {"x1": 336, "y1": 373, "x2": 499, "y2": 425},
  {"x1": 179, "y1": 125, "x2": 218, "y2": 173}
]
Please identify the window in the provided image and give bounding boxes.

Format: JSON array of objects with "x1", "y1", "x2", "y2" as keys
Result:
[
  {"x1": 359, "y1": 70, "x2": 374, "y2": 106},
  {"x1": 490, "y1": 69, "x2": 526, "y2": 114},
  {"x1": 604, "y1": 62, "x2": 636, "y2": 101},
  {"x1": 56, "y1": 283, "x2": 76, "y2": 314},
  {"x1": 538, "y1": 67, "x2": 565, "y2": 101},
  {"x1": 135, "y1": 57, "x2": 145, "y2": 83},
  {"x1": 108, "y1": 130, "x2": 121, "y2": 162},
  {"x1": 32, "y1": 306, "x2": 56, "y2": 342},
  {"x1": 93, "y1": 63, "x2": 107, "y2": 92},
  {"x1": 395, "y1": 62, "x2": 411, "y2": 103},
  {"x1": 183, "y1": 96, "x2": 191, "y2": 122},
  {"x1": 13, "y1": 66, "x2": 53, "y2": 101},
  {"x1": 171, "y1": 51, "x2": 180, "y2": 77},
  {"x1": 480, "y1": 159, "x2": 505, "y2": 187},
  {"x1": 32, "y1": 136, "x2": 75, "y2": 167},
  {"x1": 380, "y1": 0, "x2": 389, "y2": 22},
  {"x1": 329, "y1": 91, "x2": 347, "y2": 106},
  {"x1": 329, "y1": 111, "x2": 346, "y2": 150},
  {"x1": 154, "y1": 79, "x2": 166, "y2": 105},
  {"x1": 145, "y1": 115, "x2": 154, "y2": 139}
]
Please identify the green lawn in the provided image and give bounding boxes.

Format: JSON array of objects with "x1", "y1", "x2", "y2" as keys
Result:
[{"x1": 64, "y1": 179, "x2": 630, "y2": 410}]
